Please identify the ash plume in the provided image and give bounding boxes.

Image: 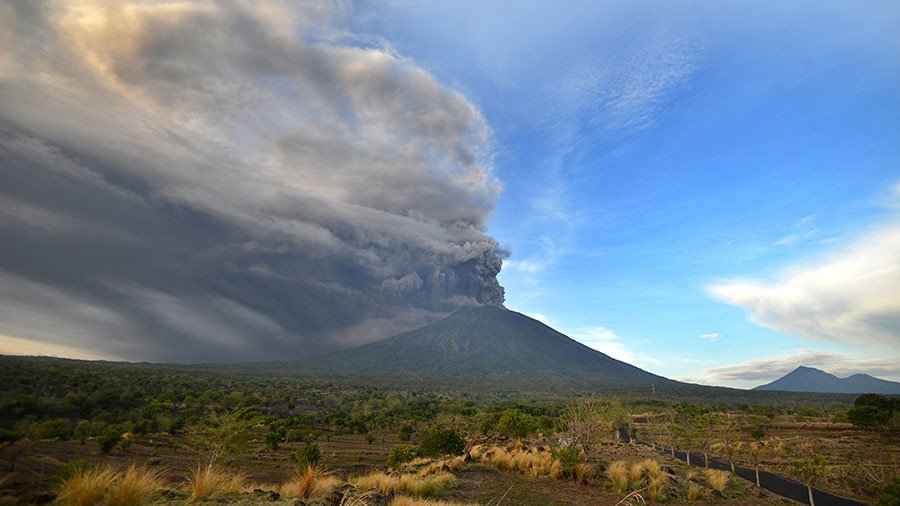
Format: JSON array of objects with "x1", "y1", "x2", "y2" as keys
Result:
[{"x1": 0, "y1": 0, "x2": 505, "y2": 362}]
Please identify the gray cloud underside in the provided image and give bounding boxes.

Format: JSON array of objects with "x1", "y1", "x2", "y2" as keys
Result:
[{"x1": 0, "y1": 0, "x2": 504, "y2": 362}]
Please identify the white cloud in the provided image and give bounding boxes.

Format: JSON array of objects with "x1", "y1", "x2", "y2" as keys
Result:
[
  {"x1": 685, "y1": 349, "x2": 900, "y2": 388},
  {"x1": 699, "y1": 332, "x2": 721, "y2": 341},
  {"x1": 709, "y1": 216, "x2": 900, "y2": 349},
  {"x1": 569, "y1": 326, "x2": 637, "y2": 365}
]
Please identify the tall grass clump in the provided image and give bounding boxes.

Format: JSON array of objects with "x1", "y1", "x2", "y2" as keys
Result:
[
  {"x1": 352, "y1": 472, "x2": 397, "y2": 495},
  {"x1": 607, "y1": 460, "x2": 630, "y2": 493},
  {"x1": 687, "y1": 483, "x2": 705, "y2": 501},
  {"x1": 641, "y1": 459, "x2": 666, "y2": 502},
  {"x1": 282, "y1": 465, "x2": 340, "y2": 499},
  {"x1": 57, "y1": 467, "x2": 116, "y2": 506},
  {"x1": 390, "y1": 496, "x2": 478, "y2": 506},
  {"x1": 105, "y1": 466, "x2": 163, "y2": 506},
  {"x1": 705, "y1": 469, "x2": 730, "y2": 493},
  {"x1": 188, "y1": 464, "x2": 243, "y2": 501},
  {"x1": 397, "y1": 473, "x2": 457, "y2": 498}
]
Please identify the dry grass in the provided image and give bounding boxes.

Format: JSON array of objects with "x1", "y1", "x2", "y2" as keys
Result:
[
  {"x1": 641, "y1": 459, "x2": 661, "y2": 480},
  {"x1": 57, "y1": 467, "x2": 116, "y2": 506},
  {"x1": 282, "y1": 466, "x2": 340, "y2": 499},
  {"x1": 187, "y1": 464, "x2": 245, "y2": 501},
  {"x1": 549, "y1": 459, "x2": 564, "y2": 480},
  {"x1": 607, "y1": 460, "x2": 630, "y2": 493},
  {"x1": 105, "y1": 466, "x2": 163, "y2": 506},
  {"x1": 407, "y1": 457, "x2": 435, "y2": 468},
  {"x1": 687, "y1": 483, "x2": 705, "y2": 501},
  {"x1": 390, "y1": 495, "x2": 479, "y2": 506},
  {"x1": 479, "y1": 445, "x2": 557, "y2": 480},
  {"x1": 575, "y1": 463, "x2": 592, "y2": 483},
  {"x1": 629, "y1": 461, "x2": 644, "y2": 482},
  {"x1": 353, "y1": 471, "x2": 397, "y2": 495},
  {"x1": 397, "y1": 472, "x2": 457, "y2": 498},
  {"x1": 705, "y1": 469, "x2": 730, "y2": 493},
  {"x1": 468, "y1": 445, "x2": 483, "y2": 460}
]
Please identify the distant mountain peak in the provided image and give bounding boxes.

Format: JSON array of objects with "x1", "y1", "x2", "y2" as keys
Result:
[{"x1": 755, "y1": 365, "x2": 900, "y2": 394}]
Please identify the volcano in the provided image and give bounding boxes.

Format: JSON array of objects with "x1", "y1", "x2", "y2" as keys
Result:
[{"x1": 293, "y1": 305, "x2": 670, "y2": 385}]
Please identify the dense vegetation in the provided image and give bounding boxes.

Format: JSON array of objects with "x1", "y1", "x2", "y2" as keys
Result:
[{"x1": 1, "y1": 356, "x2": 897, "y2": 505}]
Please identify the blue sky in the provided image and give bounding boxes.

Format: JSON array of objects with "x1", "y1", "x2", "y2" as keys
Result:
[
  {"x1": 1, "y1": 1, "x2": 897, "y2": 387},
  {"x1": 352, "y1": 1, "x2": 900, "y2": 386}
]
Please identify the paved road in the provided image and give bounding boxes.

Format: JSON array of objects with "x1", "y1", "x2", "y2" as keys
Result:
[{"x1": 617, "y1": 428, "x2": 867, "y2": 506}]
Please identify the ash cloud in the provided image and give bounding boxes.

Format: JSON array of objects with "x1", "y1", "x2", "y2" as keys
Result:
[{"x1": 0, "y1": 0, "x2": 505, "y2": 362}]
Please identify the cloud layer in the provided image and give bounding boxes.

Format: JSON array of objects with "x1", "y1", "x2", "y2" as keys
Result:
[
  {"x1": 710, "y1": 218, "x2": 900, "y2": 349},
  {"x1": 0, "y1": 0, "x2": 505, "y2": 362}
]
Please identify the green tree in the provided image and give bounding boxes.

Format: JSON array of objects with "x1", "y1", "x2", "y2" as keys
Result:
[
  {"x1": 187, "y1": 407, "x2": 258, "y2": 465},
  {"x1": 779, "y1": 442, "x2": 827, "y2": 506},
  {"x1": 387, "y1": 444, "x2": 419, "y2": 469},
  {"x1": 419, "y1": 427, "x2": 465, "y2": 457},
  {"x1": 292, "y1": 442, "x2": 321, "y2": 467},
  {"x1": 97, "y1": 428, "x2": 122, "y2": 454},
  {"x1": 847, "y1": 394, "x2": 897, "y2": 428},
  {"x1": 497, "y1": 409, "x2": 537, "y2": 439}
]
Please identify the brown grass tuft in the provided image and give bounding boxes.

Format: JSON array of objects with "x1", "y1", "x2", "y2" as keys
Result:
[
  {"x1": 397, "y1": 472, "x2": 457, "y2": 498},
  {"x1": 105, "y1": 466, "x2": 163, "y2": 506},
  {"x1": 606, "y1": 460, "x2": 629, "y2": 493},
  {"x1": 282, "y1": 465, "x2": 340, "y2": 499},
  {"x1": 629, "y1": 461, "x2": 644, "y2": 482},
  {"x1": 687, "y1": 483, "x2": 705, "y2": 501},
  {"x1": 705, "y1": 469, "x2": 730, "y2": 493},
  {"x1": 390, "y1": 495, "x2": 479, "y2": 506},
  {"x1": 353, "y1": 471, "x2": 397, "y2": 495},
  {"x1": 57, "y1": 467, "x2": 116, "y2": 506},
  {"x1": 187, "y1": 464, "x2": 245, "y2": 501}
]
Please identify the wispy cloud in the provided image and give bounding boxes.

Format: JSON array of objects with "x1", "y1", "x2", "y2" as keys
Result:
[
  {"x1": 699, "y1": 332, "x2": 721, "y2": 341},
  {"x1": 709, "y1": 189, "x2": 900, "y2": 350}
]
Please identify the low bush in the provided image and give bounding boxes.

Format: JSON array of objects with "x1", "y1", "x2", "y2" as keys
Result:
[
  {"x1": 388, "y1": 444, "x2": 420, "y2": 469},
  {"x1": 419, "y1": 428, "x2": 464, "y2": 457},
  {"x1": 292, "y1": 442, "x2": 321, "y2": 467}
]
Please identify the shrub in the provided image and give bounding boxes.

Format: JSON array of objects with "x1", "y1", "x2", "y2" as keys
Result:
[
  {"x1": 292, "y1": 442, "x2": 321, "y2": 467},
  {"x1": 419, "y1": 428, "x2": 464, "y2": 457},
  {"x1": 875, "y1": 476, "x2": 900, "y2": 506},
  {"x1": 550, "y1": 446, "x2": 583, "y2": 480},
  {"x1": 36, "y1": 418, "x2": 74, "y2": 440},
  {"x1": 264, "y1": 430, "x2": 282, "y2": 451},
  {"x1": 399, "y1": 423, "x2": 414, "y2": 441},
  {"x1": 848, "y1": 394, "x2": 898, "y2": 428},
  {"x1": 388, "y1": 444, "x2": 420, "y2": 469},
  {"x1": 55, "y1": 460, "x2": 89, "y2": 483},
  {"x1": 497, "y1": 409, "x2": 537, "y2": 439},
  {"x1": 97, "y1": 428, "x2": 122, "y2": 454}
]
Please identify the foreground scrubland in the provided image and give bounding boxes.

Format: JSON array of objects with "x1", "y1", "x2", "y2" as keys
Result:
[{"x1": 1, "y1": 357, "x2": 897, "y2": 505}]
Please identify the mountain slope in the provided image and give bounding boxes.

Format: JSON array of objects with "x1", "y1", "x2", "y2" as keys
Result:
[
  {"x1": 291, "y1": 305, "x2": 669, "y2": 385},
  {"x1": 754, "y1": 366, "x2": 900, "y2": 394}
]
